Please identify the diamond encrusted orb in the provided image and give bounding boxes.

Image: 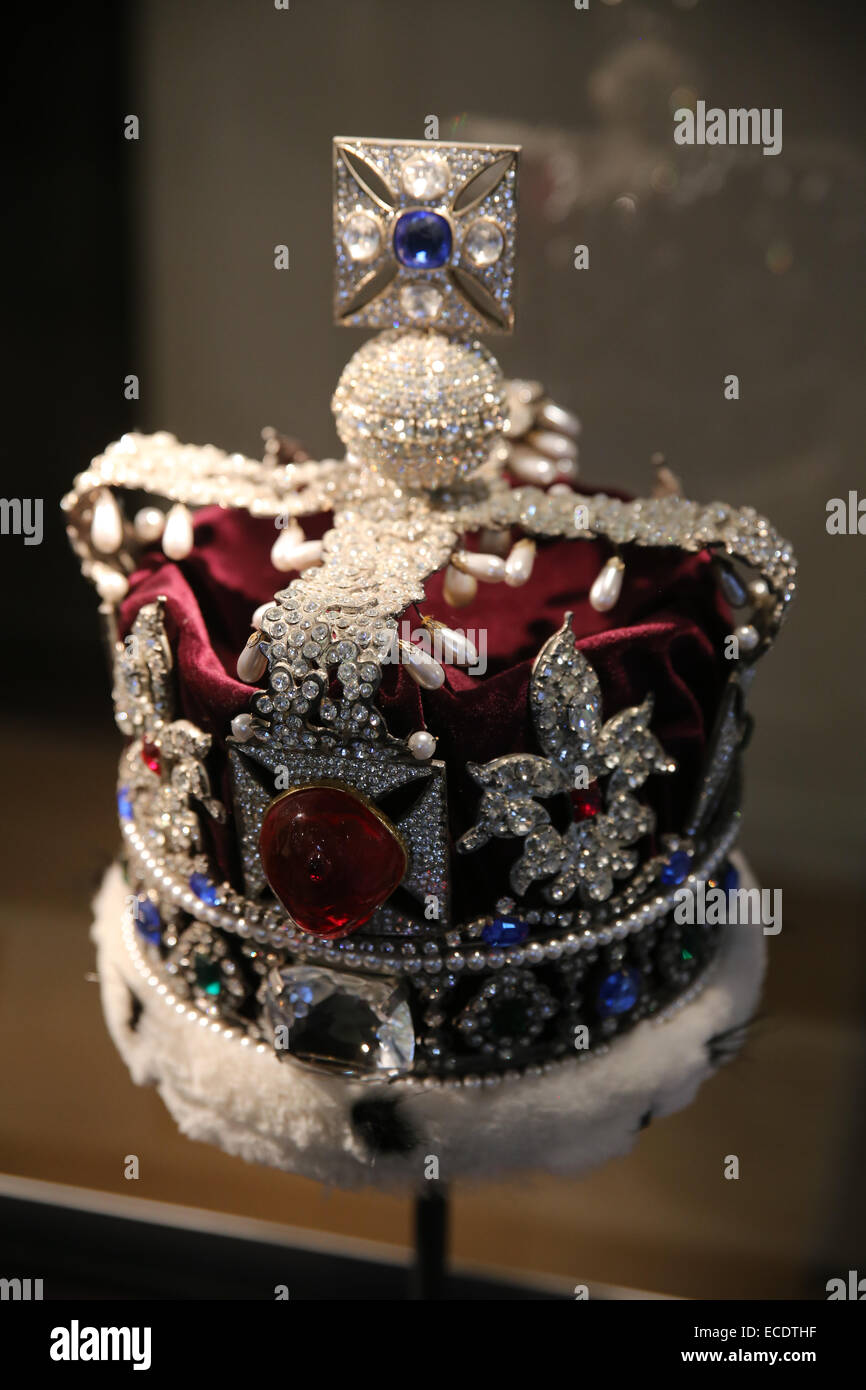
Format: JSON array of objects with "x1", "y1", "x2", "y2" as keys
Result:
[{"x1": 332, "y1": 329, "x2": 506, "y2": 488}]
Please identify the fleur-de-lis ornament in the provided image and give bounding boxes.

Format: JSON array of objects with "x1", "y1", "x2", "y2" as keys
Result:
[{"x1": 457, "y1": 614, "x2": 676, "y2": 903}]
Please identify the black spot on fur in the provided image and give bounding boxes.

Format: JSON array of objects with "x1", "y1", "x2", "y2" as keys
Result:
[
  {"x1": 706, "y1": 1013, "x2": 760, "y2": 1068},
  {"x1": 128, "y1": 989, "x2": 144, "y2": 1033},
  {"x1": 351, "y1": 1097, "x2": 418, "y2": 1156},
  {"x1": 638, "y1": 1108, "x2": 653, "y2": 1131}
]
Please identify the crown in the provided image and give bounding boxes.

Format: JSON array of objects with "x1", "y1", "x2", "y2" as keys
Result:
[{"x1": 64, "y1": 136, "x2": 796, "y2": 1089}]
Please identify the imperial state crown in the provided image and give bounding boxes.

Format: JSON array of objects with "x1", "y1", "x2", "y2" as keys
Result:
[{"x1": 65, "y1": 136, "x2": 796, "y2": 1184}]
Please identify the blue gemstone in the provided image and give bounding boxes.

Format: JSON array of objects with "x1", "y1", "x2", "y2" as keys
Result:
[
  {"x1": 598, "y1": 968, "x2": 641, "y2": 1016},
  {"x1": 661, "y1": 850, "x2": 692, "y2": 886},
  {"x1": 189, "y1": 872, "x2": 220, "y2": 906},
  {"x1": 482, "y1": 918, "x2": 530, "y2": 947},
  {"x1": 133, "y1": 895, "x2": 162, "y2": 944},
  {"x1": 722, "y1": 861, "x2": 740, "y2": 894},
  {"x1": 393, "y1": 210, "x2": 452, "y2": 269},
  {"x1": 117, "y1": 786, "x2": 133, "y2": 822}
]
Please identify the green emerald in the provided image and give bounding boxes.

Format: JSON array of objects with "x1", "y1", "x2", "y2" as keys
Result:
[{"x1": 194, "y1": 953, "x2": 222, "y2": 996}]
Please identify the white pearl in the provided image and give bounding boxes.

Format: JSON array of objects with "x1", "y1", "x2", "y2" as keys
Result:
[
  {"x1": 230, "y1": 713, "x2": 256, "y2": 742},
  {"x1": 237, "y1": 634, "x2": 268, "y2": 684},
  {"x1": 270, "y1": 520, "x2": 306, "y2": 571},
  {"x1": 399, "y1": 641, "x2": 445, "y2": 689},
  {"x1": 479, "y1": 526, "x2": 511, "y2": 557},
  {"x1": 162, "y1": 503, "x2": 194, "y2": 560},
  {"x1": 505, "y1": 538, "x2": 536, "y2": 587},
  {"x1": 507, "y1": 444, "x2": 557, "y2": 486},
  {"x1": 92, "y1": 562, "x2": 128, "y2": 603},
  {"x1": 748, "y1": 578, "x2": 770, "y2": 603},
  {"x1": 549, "y1": 483, "x2": 575, "y2": 497},
  {"x1": 504, "y1": 398, "x2": 534, "y2": 438},
  {"x1": 537, "y1": 401, "x2": 581, "y2": 438},
  {"x1": 452, "y1": 550, "x2": 507, "y2": 582},
  {"x1": 270, "y1": 538, "x2": 322, "y2": 574},
  {"x1": 408, "y1": 730, "x2": 437, "y2": 760},
  {"x1": 527, "y1": 429, "x2": 578, "y2": 463},
  {"x1": 133, "y1": 506, "x2": 165, "y2": 542},
  {"x1": 734, "y1": 623, "x2": 760, "y2": 653},
  {"x1": 429, "y1": 623, "x2": 478, "y2": 666},
  {"x1": 251, "y1": 602, "x2": 271, "y2": 631},
  {"x1": 91, "y1": 489, "x2": 124, "y2": 555},
  {"x1": 589, "y1": 556, "x2": 625, "y2": 613},
  {"x1": 442, "y1": 564, "x2": 477, "y2": 608}
]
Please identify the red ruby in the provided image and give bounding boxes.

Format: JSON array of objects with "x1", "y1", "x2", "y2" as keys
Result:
[
  {"x1": 570, "y1": 782, "x2": 602, "y2": 820},
  {"x1": 259, "y1": 784, "x2": 407, "y2": 939},
  {"x1": 141, "y1": 740, "x2": 162, "y2": 775}
]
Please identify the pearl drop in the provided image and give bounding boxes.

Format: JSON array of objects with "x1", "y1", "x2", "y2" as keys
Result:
[
  {"x1": 452, "y1": 550, "x2": 507, "y2": 582},
  {"x1": 91, "y1": 489, "x2": 124, "y2": 555},
  {"x1": 408, "y1": 730, "x2": 437, "y2": 760},
  {"x1": 237, "y1": 633, "x2": 268, "y2": 684},
  {"x1": 429, "y1": 623, "x2": 478, "y2": 666},
  {"x1": 134, "y1": 506, "x2": 165, "y2": 543},
  {"x1": 505, "y1": 538, "x2": 536, "y2": 587},
  {"x1": 527, "y1": 429, "x2": 578, "y2": 463},
  {"x1": 504, "y1": 398, "x2": 534, "y2": 438},
  {"x1": 507, "y1": 444, "x2": 557, "y2": 486},
  {"x1": 92, "y1": 562, "x2": 128, "y2": 603},
  {"x1": 270, "y1": 537, "x2": 322, "y2": 574},
  {"x1": 399, "y1": 641, "x2": 445, "y2": 690},
  {"x1": 251, "y1": 602, "x2": 270, "y2": 631},
  {"x1": 734, "y1": 623, "x2": 760, "y2": 653},
  {"x1": 537, "y1": 400, "x2": 581, "y2": 438},
  {"x1": 589, "y1": 556, "x2": 625, "y2": 613},
  {"x1": 230, "y1": 713, "x2": 256, "y2": 742},
  {"x1": 270, "y1": 520, "x2": 306, "y2": 571},
  {"x1": 442, "y1": 564, "x2": 477, "y2": 608},
  {"x1": 162, "y1": 503, "x2": 194, "y2": 560}
]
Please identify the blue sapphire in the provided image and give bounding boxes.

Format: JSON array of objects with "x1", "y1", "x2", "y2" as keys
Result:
[
  {"x1": 722, "y1": 861, "x2": 740, "y2": 894},
  {"x1": 661, "y1": 850, "x2": 692, "y2": 886},
  {"x1": 482, "y1": 918, "x2": 530, "y2": 947},
  {"x1": 598, "y1": 968, "x2": 641, "y2": 1016},
  {"x1": 189, "y1": 872, "x2": 220, "y2": 906},
  {"x1": 117, "y1": 786, "x2": 133, "y2": 822},
  {"x1": 133, "y1": 895, "x2": 162, "y2": 944},
  {"x1": 393, "y1": 210, "x2": 452, "y2": 269}
]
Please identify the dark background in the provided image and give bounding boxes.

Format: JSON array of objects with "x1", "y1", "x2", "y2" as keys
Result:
[{"x1": 2, "y1": 0, "x2": 865, "y2": 1298}]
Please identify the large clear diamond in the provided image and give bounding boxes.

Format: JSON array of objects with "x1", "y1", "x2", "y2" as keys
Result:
[
  {"x1": 399, "y1": 283, "x2": 443, "y2": 321},
  {"x1": 464, "y1": 217, "x2": 504, "y2": 268},
  {"x1": 265, "y1": 965, "x2": 415, "y2": 1076},
  {"x1": 342, "y1": 211, "x2": 382, "y2": 263},
  {"x1": 400, "y1": 152, "x2": 451, "y2": 200}
]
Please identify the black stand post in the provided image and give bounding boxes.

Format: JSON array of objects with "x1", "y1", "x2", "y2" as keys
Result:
[{"x1": 410, "y1": 1185, "x2": 449, "y2": 1300}]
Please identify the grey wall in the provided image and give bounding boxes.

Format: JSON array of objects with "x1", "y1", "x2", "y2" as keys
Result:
[{"x1": 132, "y1": 0, "x2": 865, "y2": 889}]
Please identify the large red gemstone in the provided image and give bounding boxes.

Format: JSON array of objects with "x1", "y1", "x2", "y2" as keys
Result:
[
  {"x1": 570, "y1": 782, "x2": 602, "y2": 821},
  {"x1": 141, "y1": 740, "x2": 162, "y2": 775},
  {"x1": 259, "y1": 784, "x2": 408, "y2": 939}
]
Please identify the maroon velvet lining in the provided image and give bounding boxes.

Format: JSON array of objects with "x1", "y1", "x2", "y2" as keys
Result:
[{"x1": 119, "y1": 501, "x2": 731, "y2": 914}]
